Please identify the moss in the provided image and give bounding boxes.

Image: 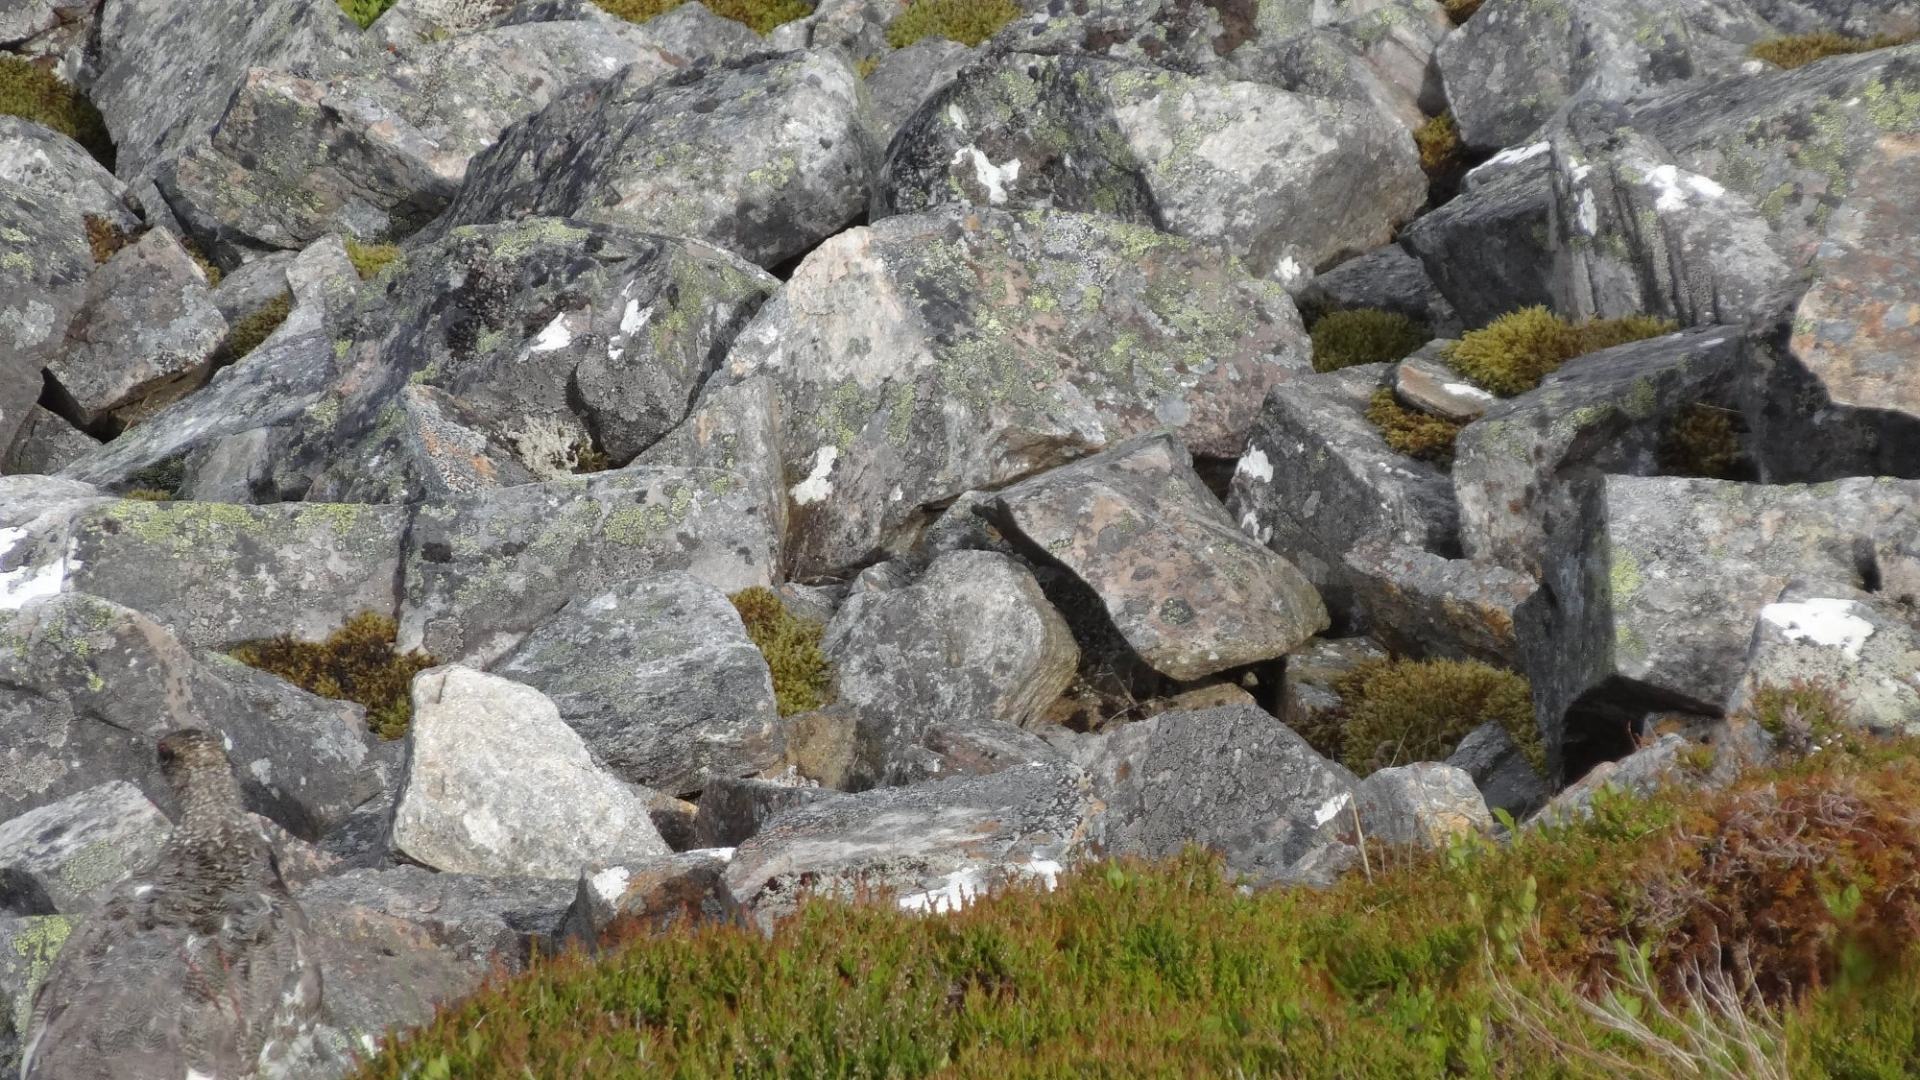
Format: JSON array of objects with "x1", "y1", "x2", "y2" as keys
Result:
[
  {"x1": 121, "y1": 488, "x2": 174, "y2": 502},
  {"x1": 181, "y1": 236, "x2": 222, "y2": 287},
  {"x1": 124, "y1": 457, "x2": 187, "y2": 499},
  {"x1": 593, "y1": 0, "x2": 810, "y2": 35},
  {"x1": 1308, "y1": 309, "x2": 1429, "y2": 372},
  {"x1": 1413, "y1": 111, "x2": 1463, "y2": 178},
  {"x1": 1750, "y1": 31, "x2": 1917, "y2": 70},
  {"x1": 344, "y1": 238, "x2": 401, "y2": 281},
  {"x1": 1366, "y1": 388, "x2": 1463, "y2": 467},
  {"x1": 230, "y1": 611, "x2": 438, "y2": 740},
  {"x1": 0, "y1": 57, "x2": 114, "y2": 168},
  {"x1": 569, "y1": 440, "x2": 613, "y2": 474},
  {"x1": 83, "y1": 215, "x2": 140, "y2": 265},
  {"x1": 1323, "y1": 657, "x2": 1542, "y2": 775},
  {"x1": 729, "y1": 587, "x2": 834, "y2": 717},
  {"x1": 1442, "y1": 0, "x2": 1484, "y2": 23},
  {"x1": 223, "y1": 291, "x2": 292, "y2": 361},
  {"x1": 1742, "y1": 679, "x2": 1847, "y2": 755},
  {"x1": 886, "y1": 0, "x2": 1022, "y2": 48},
  {"x1": 1445, "y1": 307, "x2": 1676, "y2": 397},
  {"x1": 336, "y1": 0, "x2": 398, "y2": 28},
  {"x1": 1659, "y1": 403, "x2": 1743, "y2": 479}
]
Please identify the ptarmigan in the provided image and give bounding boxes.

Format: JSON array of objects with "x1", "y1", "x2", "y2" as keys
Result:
[{"x1": 20, "y1": 729, "x2": 324, "y2": 1080}]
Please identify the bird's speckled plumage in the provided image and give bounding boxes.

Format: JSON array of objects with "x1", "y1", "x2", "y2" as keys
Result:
[{"x1": 21, "y1": 729, "x2": 323, "y2": 1080}]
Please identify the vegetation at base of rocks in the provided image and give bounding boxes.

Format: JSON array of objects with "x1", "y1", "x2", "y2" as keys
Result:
[
  {"x1": 83, "y1": 215, "x2": 141, "y2": 264},
  {"x1": 1746, "y1": 679, "x2": 1847, "y2": 756},
  {"x1": 359, "y1": 732, "x2": 1920, "y2": 1079},
  {"x1": 568, "y1": 439, "x2": 613, "y2": 474},
  {"x1": 1413, "y1": 112, "x2": 1464, "y2": 179},
  {"x1": 1366, "y1": 388, "x2": 1464, "y2": 467},
  {"x1": 222, "y1": 292, "x2": 293, "y2": 361},
  {"x1": 886, "y1": 0, "x2": 1023, "y2": 49},
  {"x1": 180, "y1": 237, "x2": 222, "y2": 287},
  {"x1": 1446, "y1": 307, "x2": 1676, "y2": 397},
  {"x1": 1442, "y1": 0, "x2": 1485, "y2": 24},
  {"x1": 1749, "y1": 31, "x2": 1919, "y2": 70},
  {"x1": 729, "y1": 588, "x2": 834, "y2": 716},
  {"x1": 1304, "y1": 656, "x2": 1541, "y2": 776},
  {"x1": 1309, "y1": 308, "x2": 1429, "y2": 373},
  {"x1": 124, "y1": 457, "x2": 187, "y2": 499},
  {"x1": 0, "y1": 57, "x2": 114, "y2": 168},
  {"x1": 344, "y1": 238, "x2": 402, "y2": 281},
  {"x1": 230, "y1": 611, "x2": 438, "y2": 740},
  {"x1": 121, "y1": 488, "x2": 174, "y2": 501},
  {"x1": 1660, "y1": 402, "x2": 1744, "y2": 479},
  {"x1": 336, "y1": 0, "x2": 398, "y2": 29},
  {"x1": 593, "y1": 0, "x2": 811, "y2": 35}
]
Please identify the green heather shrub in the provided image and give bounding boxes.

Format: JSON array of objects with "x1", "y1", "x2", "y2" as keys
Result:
[
  {"x1": 729, "y1": 587, "x2": 834, "y2": 716},
  {"x1": 358, "y1": 731, "x2": 1920, "y2": 1079},
  {"x1": 1326, "y1": 656, "x2": 1541, "y2": 775},
  {"x1": 343, "y1": 238, "x2": 401, "y2": 281},
  {"x1": 1309, "y1": 308, "x2": 1429, "y2": 372},
  {"x1": 886, "y1": 0, "x2": 1022, "y2": 49},
  {"x1": 230, "y1": 611, "x2": 438, "y2": 739},
  {"x1": 1447, "y1": 306, "x2": 1676, "y2": 397},
  {"x1": 336, "y1": 0, "x2": 398, "y2": 28},
  {"x1": 1413, "y1": 111, "x2": 1462, "y2": 178},
  {"x1": 223, "y1": 292, "x2": 292, "y2": 361},
  {"x1": 1366, "y1": 388, "x2": 1463, "y2": 467},
  {"x1": 1750, "y1": 31, "x2": 1918, "y2": 69},
  {"x1": 0, "y1": 57, "x2": 113, "y2": 167},
  {"x1": 593, "y1": 0, "x2": 810, "y2": 35}
]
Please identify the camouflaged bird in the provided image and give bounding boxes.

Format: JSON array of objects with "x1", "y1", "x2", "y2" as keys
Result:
[{"x1": 21, "y1": 729, "x2": 324, "y2": 1080}]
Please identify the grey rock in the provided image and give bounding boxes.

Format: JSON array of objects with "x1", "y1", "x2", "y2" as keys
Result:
[
  {"x1": 864, "y1": 37, "x2": 972, "y2": 148},
  {"x1": 440, "y1": 51, "x2": 873, "y2": 269},
  {"x1": 0, "y1": 783, "x2": 170, "y2": 917},
  {"x1": 1280, "y1": 635, "x2": 1387, "y2": 746},
  {"x1": 628, "y1": 375, "x2": 788, "y2": 547},
  {"x1": 1356, "y1": 762, "x2": 1493, "y2": 849},
  {"x1": 881, "y1": 720, "x2": 1073, "y2": 788},
  {"x1": 494, "y1": 573, "x2": 784, "y2": 797},
  {"x1": 370, "y1": 0, "x2": 516, "y2": 48},
  {"x1": 1299, "y1": 246, "x2": 1461, "y2": 337},
  {"x1": 1743, "y1": 0, "x2": 1917, "y2": 37},
  {"x1": 988, "y1": 433, "x2": 1327, "y2": 681},
  {"x1": 1727, "y1": 588, "x2": 1920, "y2": 736},
  {"x1": 3, "y1": 409, "x2": 97, "y2": 477},
  {"x1": 206, "y1": 250, "x2": 300, "y2": 324},
  {"x1": 1080, "y1": 702, "x2": 1359, "y2": 882},
  {"x1": 0, "y1": 119, "x2": 132, "y2": 230},
  {"x1": 1342, "y1": 538, "x2": 1534, "y2": 666},
  {"x1": 706, "y1": 206, "x2": 1308, "y2": 575},
  {"x1": 0, "y1": 187, "x2": 92, "y2": 460},
  {"x1": 692, "y1": 777, "x2": 840, "y2": 849},
  {"x1": 1446, "y1": 722, "x2": 1552, "y2": 819},
  {"x1": 768, "y1": 0, "x2": 899, "y2": 60},
  {"x1": 557, "y1": 851, "x2": 737, "y2": 952},
  {"x1": 989, "y1": 0, "x2": 1318, "y2": 82},
  {"x1": 1400, "y1": 148, "x2": 1556, "y2": 329},
  {"x1": 615, "y1": 1, "x2": 764, "y2": 63},
  {"x1": 1391, "y1": 343, "x2": 1494, "y2": 423},
  {"x1": 390, "y1": 666, "x2": 672, "y2": 878}
]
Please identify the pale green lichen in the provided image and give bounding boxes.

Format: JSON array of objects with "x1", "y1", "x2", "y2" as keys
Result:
[
  {"x1": 1609, "y1": 550, "x2": 1643, "y2": 598},
  {"x1": 10, "y1": 915, "x2": 72, "y2": 1042}
]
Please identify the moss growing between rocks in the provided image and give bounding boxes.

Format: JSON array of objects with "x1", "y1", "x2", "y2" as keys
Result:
[
  {"x1": 344, "y1": 238, "x2": 401, "y2": 280},
  {"x1": 1446, "y1": 307, "x2": 1676, "y2": 397},
  {"x1": 336, "y1": 0, "x2": 398, "y2": 29},
  {"x1": 83, "y1": 215, "x2": 140, "y2": 264},
  {"x1": 223, "y1": 291, "x2": 292, "y2": 361},
  {"x1": 121, "y1": 488, "x2": 174, "y2": 501},
  {"x1": 593, "y1": 0, "x2": 811, "y2": 35},
  {"x1": 1366, "y1": 388, "x2": 1463, "y2": 467},
  {"x1": 1660, "y1": 403, "x2": 1742, "y2": 478},
  {"x1": 886, "y1": 0, "x2": 1022, "y2": 48},
  {"x1": 230, "y1": 611, "x2": 438, "y2": 740},
  {"x1": 1413, "y1": 112, "x2": 1463, "y2": 178},
  {"x1": 124, "y1": 457, "x2": 187, "y2": 499},
  {"x1": 1309, "y1": 309, "x2": 1429, "y2": 372},
  {"x1": 729, "y1": 587, "x2": 834, "y2": 716},
  {"x1": 180, "y1": 237, "x2": 222, "y2": 287},
  {"x1": 0, "y1": 57, "x2": 114, "y2": 168},
  {"x1": 1750, "y1": 31, "x2": 1918, "y2": 70},
  {"x1": 1442, "y1": 0, "x2": 1484, "y2": 24},
  {"x1": 1319, "y1": 656, "x2": 1541, "y2": 775}
]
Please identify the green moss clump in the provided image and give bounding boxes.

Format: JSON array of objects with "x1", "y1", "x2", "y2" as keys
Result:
[
  {"x1": 730, "y1": 587, "x2": 834, "y2": 716},
  {"x1": 1442, "y1": 0, "x2": 1484, "y2": 24},
  {"x1": 125, "y1": 457, "x2": 187, "y2": 499},
  {"x1": 223, "y1": 292, "x2": 292, "y2": 361},
  {"x1": 593, "y1": 0, "x2": 811, "y2": 35},
  {"x1": 1750, "y1": 31, "x2": 1917, "y2": 70},
  {"x1": 336, "y1": 0, "x2": 398, "y2": 29},
  {"x1": 1323, "y1": 657, "x2": 1541, "y2": 775},
  {"x1": 1309, "y1": 309, "x2": 1429, "y2": 372},
  {"x1": 230, "y1": 611, "x2": 438, "y2": 739},
  {"x1": 83, "y1": 215, "x2": 140, "y2": 265},
  {"x1": 569, "y1": 440, "x2": 612, "y2": 474},
  {"x1": 1366, "y1": 388, "x2": 1463, "y2": 467},
  {"x1": 180, "y1": 237, "x2": 222, "y2": 287},
  {"x1": 0, "y1": 57, "x2": 114, "y2": 168},
  {"x1": 1659, "y1": 403, "x2": 1742, "y2": 478},
  {"x1": 344, "y1": 239, "x2": 401, "y2": 281},
  {"x1": 1446, "y1": 307, "x2": 1676, "y2": 397},
  {"x1": 886, "y1": 0, "x2": 1022, "y2": 48},
  {"x1": 121, "y1": 488, "x2": 174, "y2": 502},
  {"x1": 1413, "y1": 112, "x2": 1462, "y2": 178}
]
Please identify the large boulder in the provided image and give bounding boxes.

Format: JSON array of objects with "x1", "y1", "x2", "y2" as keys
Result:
[
  {"x1": 0, "y1": 188, "x2": 93, "y2": 460},
  {"x1": 1399, "y1": 148, "x2": 1556, "y2": 329},
  {"x1": 1726, "y1": 588, "x2": 1920, "y2": 735},
  {"x1": 703, "y1": 206, "x2": 1309, "y2": 575},
  {"x1": 0, "y1": 782, "x2": 170, "y2": 916},
  {"x1": 1356, "y1": 762, "x2": 1493, "y2": 850}
]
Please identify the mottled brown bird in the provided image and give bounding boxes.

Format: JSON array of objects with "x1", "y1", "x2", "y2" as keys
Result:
[{"x1": 21, "y1": 729, "x2": 323, "y2": 1080}]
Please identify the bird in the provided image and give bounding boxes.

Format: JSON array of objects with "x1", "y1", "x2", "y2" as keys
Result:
[{"x1": 20, "y1": 729, "x2": 324, "y2": 1080}]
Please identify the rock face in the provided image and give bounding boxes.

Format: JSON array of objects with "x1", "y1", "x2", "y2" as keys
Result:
[
  {"x1": 494, "y1": 574, "x2": 784, "y2": 798},
  {"x1": 1727, "y1": 589, "x2": 1920, "y2": 735},
  {"x1": 988, "y1": 434, "x2": 1327, "y2": 680},
  {"x1": 0, "y1": 783, "x2": 170, "y2": 917},
  {"x1": 390, "y1": 666, "x2": 671, "y2": 878}
]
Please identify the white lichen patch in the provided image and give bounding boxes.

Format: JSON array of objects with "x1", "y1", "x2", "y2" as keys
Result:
[
  {"x1": 1761, "y1": 598, "x2": 1875, "y2": 661},
  {"x1": 1646, "y1": 164, "x2": 1726, "y2": 213},
  {"x1": 1236, "y1": 447, "x2": 1274, "y2": 482},
  {"x1": 789, "y1": 445, "x2": 838, "y2": 505},
  {"x1": 951, "y1": 147, "x2": 1022, "y2": 205},
  {"x1": 0, "y1": 525, "x2": 77, "y2": 611},
  {"x1": 1313, "y1": 791, "x2": 1351, "y2": 828},
  {"x1": 590, "y1": 865, "x2": 631, "y2": 905}
]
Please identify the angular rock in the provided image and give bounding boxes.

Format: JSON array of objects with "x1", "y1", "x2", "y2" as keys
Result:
[
  {"x1": 1342, "y1": 539, "x2": 1534, "y2": 666},
  {"x1": 557, "y1": 851, "x2": 737, "y2": 952},
  {"x1": 629, "y1": 376, "x2": 789, "y2": 547},
  {"x1": 1400, "y1": 148, "x2": 1556, "y2": 329},
  {"x1": 725, "y1": 761, "x2": 1091, "y2": 929},
  {"x1": 781, "y1": 706, "x2": 859, "y2": 790},
  {"x1": 1727, "y1": 589, "x2": 1920, "y2": 735},
  {"x1": 494, "y1": 573, "x2": 784, "y2": 797},
  {"x1": 1280, "y1": 635, "x2": 1387, "y2": 744},
  {"x1": 691, "y1": 777, "x2": 839, "y2": 850},
  {"x1": 989, "y1": 434, "x2": 1327, "y2": 681},
  {"x1": 708, "y1": 206, "x2": 1308, "y2": 574},
  {"x1": 1298, "y1": 245, "x2": 1461, "y2": 337},
  {"x1": 863, "y1": 37, "x2": 972, "y2": 147},
  {"x1": 1530, "y1": 734, "x2": 1696, "y2": 827},
  {"x1": 370, "y1": 0, "x2": 516, "y2": 47},
  {"x1": 1743, "y1": 0, "x2": 1918, "y2": 37},
  {"x1": 0, "y1": 783, "x2": 170, "y2": 917},
  {"x1": 0, "y1": 188, "x2": 92, "y2": 459},
  {"x1": 823, "y1": 550, "x2": 1078, "y2": 788},
  {"x1": 400, "y1": 468, "x2": 778, "y2": 665},
  {"x1": 0, "y1": 119, "x2": 133, "y2": 232},
  {"x1": 440, "y1": 51, "x2": 873, "y2": 269},
  {"x1": 883, "y1": 720, "x2": 1072, "y2": 788},
  {"x1": 1391, "y1": 343, "x2": 1493, "y2": 423},
  {"x1": 1080, "y1": 702, "x2": 1358, "y2": 882},
  {"x1": 1356, "y1": 762, "x2": 1493, "y2": 849},
  {"x1": 390, "y1": 666, "x2": 671, "y2": 878},
  {"x1": 3, "y1": 409, "x2": 96, "y2": 477},
  {"x1": 1446, "y1": 721, "x2": 1553, "y2": 819},
  {"x1": 877, "y1": 52, "x2": 1425, "y2": 283}
]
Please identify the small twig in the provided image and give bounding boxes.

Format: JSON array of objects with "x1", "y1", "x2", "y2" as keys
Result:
[{"x1": 1351, "y1": 800, "x2": 1373, "y2": 884}]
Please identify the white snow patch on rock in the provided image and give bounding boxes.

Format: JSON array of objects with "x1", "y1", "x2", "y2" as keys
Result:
[
  {"x1": 1236, "y1": 447, "x2": 1274, "y2": 482},
  {"x1": 528, "y1": 315, "x2": 573, "y2": 353},
  {"x1": 952, "y1": 147, "x2": 1021, "y2": 205},
  {"x1": 789, "y1": 445, "x2": 838, "y2": 505},
  {"x1": 1761, "y1": 598, "x2": 1876, "y2": 661}
]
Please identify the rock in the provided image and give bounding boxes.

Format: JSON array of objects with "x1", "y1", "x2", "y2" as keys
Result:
[
  {"x1": 782, "y1": 706, "x2": 859, "y2": 790},
  {"x1": 1280, "y1": 635, "x2": 1387, "y2": 744},
  {"x1": 876, "y1": 52, "x2": 1425, "y2": 284},
  {"x1": 1227, "y1": 364, "x2": 1458, "y2": 626},
  {"x1": 863, "y1": 37, "x2": 972, "y2": 147},
  {"x1": 1727, "y1": 588, "x2": 1920, "y2": 735},
  {"x1": 1452, "y1": 327, "x2": 1741, "y2": 577},
  {"x1": 0, "y1": 119, "x2": 133, "y2": 231},
  {"x1": 0, "y1": 783, "x2": 170, "y2": 917},
  {"x1": 1342, "y1": 539, "x2": 1534, "y2": 666},
  {"x1": 1446, "y1": 722, "x2": 1552, "y2": 819},
  {"x1": 606, "y1": 0, "x2": 763, "y2": 62},
  {"x1": 390, "y1": 666, "x2": 672, "y2": 878},
  {"x1": 556, "y1": 851, "x2": 737, "y2": 952},
  {"x1": 692, "y1": 777, "x2": 839, "y2": 849},
  {"x1": 1356, "y1": 762, "x2": 1493, "y2": 849},
  {"x1": 628, "y1": 377, "x2": 789, "y2": 548},
  {"x1": 1399, "y1": 147, "x2": 1556, "y2": 329},
  {"x1": 1080, "y1": 702, "x2": 1358, "y2": 882},
  {"x1": 43, "y1": 228, "x2": 226, "y2": 429},
  {"x1": 370, "y1": 0, "x2": 515, "y2": 47},
  {"x1": 1743, "y1": 0, "x2": 1918, "y2": 37},
  {"x1": 823, "y1": 550, "x2": 1078, "y2": 788},
  {"x1": 399, "y1": 468, "x2": 778, "y2": 665},
  {"x1": 1391, "y1": 343, "x2": 1493, "y2": 423},
  {"x1": 0, "y1": 916, "x2": 71, "y2": 1076},
  {"x1": 705, "y1": 206, "x2": 1308, "y2": 575},
  {"x1": 883, "y1": 720, "x2": 1073, "y2": 788},
  {"x1": 725, "y1": 761, "x2": 1090, "y2": 929},
  {"x1": 493, "y1": 573, "x2": 784, "y2": 797},
  {"x1": 1298, "y1": 246, "x2": 1461, "y2": 337},
  {"x1": 988, "y1": 434, "x2": 1327, "y2": 681},
  {"x1": 440, "y1": 51, "x2": 873, "y2": 270},
  {"x1": 3, "y1": 409, "x2": 96, "y2": 477}
]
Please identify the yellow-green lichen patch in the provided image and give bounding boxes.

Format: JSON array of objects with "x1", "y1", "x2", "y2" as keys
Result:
[
  {"x1": 887, "y1": 0, "x2": 1022, "y2": 49},
  {"x1": 729, "y1": 587, "x2": 833, "y2": 716},
  {"x1": 336, "y1": 0, "x2": 397, "y2": 28},
  {"x1": 592, "y1": 0, "x2": 809, "y2": 35},
  {"x1": 230, "y1": 611, "x2": 437, "y2": 739},
  {"x1": 0, "y1": 57, "x2": 114, "y2": 168},
  {"x1": 10, "y1": 915, "x2": 72, "y2": 1043},
  {"x1": 1749, "y1": 31, "x2": 1917, "y2": 70},
  {"x1": 344, "y1": 238, "x2": 402, "y2": 280},
  {"x1": 1608, "y1": 548, "x2": 1643, "y2": 599}
]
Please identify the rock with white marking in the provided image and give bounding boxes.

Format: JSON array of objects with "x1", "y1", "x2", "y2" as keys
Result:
[
  {"x1": 557, "y1": 851, "x2": 738, "y2": 952},
  {"x1": 1727, "y1": 587, "x2": 1920, "y2": 736},
  {"x1": 1399, "y1": 144, "x2": 1555, "y2": 329},
  {"x1": 0, "y1": 783, "x2": 171, "y2": 917},
  {"x1": 1391, "y1": 344, "x2": 1491, "y2": 423}
]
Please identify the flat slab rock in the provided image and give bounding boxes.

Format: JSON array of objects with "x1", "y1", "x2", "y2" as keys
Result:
[
  {"x1": 989, "y1": 433, "x2": 1327, "y2": 681},
  {"x1": 0, "y1": 782, "x2": 170, "y2": 918}
]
